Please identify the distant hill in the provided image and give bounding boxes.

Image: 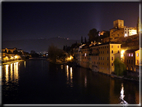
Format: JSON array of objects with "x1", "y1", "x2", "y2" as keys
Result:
[{"x1": 2, "y1": 37, "x2": 80, "y2": 52}]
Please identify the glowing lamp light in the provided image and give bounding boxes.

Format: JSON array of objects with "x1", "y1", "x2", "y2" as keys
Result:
[{"x1": 121, "y1": 50, "x2": 125, "y2": 58}]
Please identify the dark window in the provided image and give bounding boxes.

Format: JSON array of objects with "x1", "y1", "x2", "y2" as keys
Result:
[
  {"x1": 118, "y1": 51, "x2": 119, "y2": 53},
  {"x1": 112, "y1": 50, "x2": 113, "y2": 53},
  {"x1": 112, "y1": 57, "x2": 113, "y2": 60},
  {"x1": 112, "y1": 45, "x2": 113, "y2": 48},
  {"x1": 112, "y1": 63, "x2": 113, "y2": 66},
  {"x1": 131, "y1": 60, "x2": 133, "y2": 64}
]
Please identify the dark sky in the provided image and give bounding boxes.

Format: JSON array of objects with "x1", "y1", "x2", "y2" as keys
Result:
[{"x1": 2, "y1": 2, "x2": 139, "y2": 41}]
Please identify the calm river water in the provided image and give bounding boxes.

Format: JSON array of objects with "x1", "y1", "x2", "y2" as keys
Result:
[{"x1": 2, "y1": 59, "x2": 140, "y2": 104}]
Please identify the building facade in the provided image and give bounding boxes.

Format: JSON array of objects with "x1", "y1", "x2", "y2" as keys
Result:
[
  {"x1": 110, "y1": 19, "x2": 137, "y2": 42},
  {"x1": 74, "y1": 43, "x2": 121, "y2": 75}
]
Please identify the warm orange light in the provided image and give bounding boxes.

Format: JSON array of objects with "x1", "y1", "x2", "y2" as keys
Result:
[
  {"x1": 66, "y1": 55, "x2": 73, "y2": 61},
  {"x1": 121, "y1": 50, "x2": 125, "y2": 58}
]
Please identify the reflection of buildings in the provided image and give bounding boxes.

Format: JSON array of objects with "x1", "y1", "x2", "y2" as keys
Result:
[
  {"x1": 109, "y1": 79, "x2": 119, "y2": 104},
  {"x1": 3, "y1": 62, "x2": 19, "y2": 85},
  {"x1": 14, "y1": 62, "x2": 19, "y2": 83},
  {"x1": 65, "y1": 65, "x2": 73, "y2": 87},
  {"x1": 70, "y1": 67, "x2": 73, "y2": 87},
  {"x1": 66, "y1": 65, "x2": 69, "y2": 85},
  {"x1": 5, "y1": 65, "x2": 9, "y2": 84}
]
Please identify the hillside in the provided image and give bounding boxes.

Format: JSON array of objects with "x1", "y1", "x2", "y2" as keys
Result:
[{"x1": 2, "y1": 37, "x2": 80, "y2": 52}]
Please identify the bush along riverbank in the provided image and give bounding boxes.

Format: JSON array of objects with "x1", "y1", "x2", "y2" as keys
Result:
[{"x1": 110, "y1": 71, "x2": 139, "y2": 82}]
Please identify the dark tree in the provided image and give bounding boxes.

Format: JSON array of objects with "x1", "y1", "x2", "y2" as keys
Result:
[
  {"x1": 13, "y1": 50, "x2": 18, "y2": 54},
  {"x1": 84, "y1": 37, "x2": 87, "y2": 43},
  {"x1": 5, "y1": 50, "x2": 7, "y2": 53},
  {"x1": 8, "y1": 50, "x2": 12, "y2": 54},
  {"x1": 63, "y1": 45, "x2": 66, "y2": 51},
  {"x1": 88, "y1": 28, "x2": 99, "y2": 43}
]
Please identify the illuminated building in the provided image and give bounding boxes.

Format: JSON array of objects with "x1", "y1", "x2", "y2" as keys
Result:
[
  {"x1": 90, "y1": 43, "x2": 121, "y2": 74},
  {"x1": 73, "y1": 42, "x2": 121, "y2": 75},
  {"x1": 124, "y1": 48, "x2": 141, "y2": 72},
  {"x1": 110, "y1": 19, "x2": 137, "y2": 42}
]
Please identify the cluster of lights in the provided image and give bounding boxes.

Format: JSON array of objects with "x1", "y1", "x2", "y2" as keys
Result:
[
  {"x1": 66, "y1": 55, "x2": 73, "y2": 61},
  {"x1": 4, "y1": 55, "x2": 20, "y2": 61}
]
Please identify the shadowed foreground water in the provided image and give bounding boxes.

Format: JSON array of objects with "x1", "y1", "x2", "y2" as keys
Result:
[{"x1": 2, "y1": 59, "x2": 139, "y2": 104}]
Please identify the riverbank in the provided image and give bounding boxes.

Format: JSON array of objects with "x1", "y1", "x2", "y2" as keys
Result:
[
  {"x1": 2, "y1": 60, "x2": 24, "y2": 65},
  {"x1": 65, "y1": 61, "x2": 139, "y2": 82},
  {"x1": 110, "y1": 74, "x2": 139, "y2": 82}
]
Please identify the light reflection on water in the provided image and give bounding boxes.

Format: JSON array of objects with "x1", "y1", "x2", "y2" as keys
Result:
[
  {"x1": 66, "y1": 65, "x2": 69, "y2": 85},
  {"x1": 85, "y1": 76, "x2": 87, "y2": 87},
  {"x1": 5, "y1": 65, "x2": 9, "y2": 85},
  {"x1": 14, "y1": 62, "x2": 19, "y2": 84},
  {"x1": 2, "y1": 60, "x2": 140, "y2": 104},
  {"x1": 70, "y1": 67, "x2": 73, "y2": 87},
  {"x1": 24, "y1": 61, "x2": 26, "y2": 68},
  {"x1": 10, "y1": 64, "x2": 13, "y2": 81},
  {"x1": 3, "y1": 62, "x2": 19, "y2": 85}
]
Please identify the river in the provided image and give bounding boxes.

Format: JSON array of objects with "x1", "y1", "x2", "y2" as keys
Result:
[{"x1": 1, "y1": 59, "x2": 140, "y2": 104}]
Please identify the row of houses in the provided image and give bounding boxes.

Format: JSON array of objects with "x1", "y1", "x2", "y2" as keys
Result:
[
  {"x1": 73, "y1": 42, "x2": 141, "y2": 75},
  {"x1": 1, "y1": 47, "x2": 30, "y2": 62}
]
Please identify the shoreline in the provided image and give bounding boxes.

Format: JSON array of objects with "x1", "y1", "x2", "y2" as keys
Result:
[
  {"x1": 2, "y1": 60, "x2": 24, "y2": 65},
  {"x1": 64, "y1": 62, "x2": 139, "y2": 82}
]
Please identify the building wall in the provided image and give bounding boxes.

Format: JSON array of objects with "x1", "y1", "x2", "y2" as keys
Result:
[
  {"x1": 90, "y1": 43, "x2": 121, "y2": 74},
  {"x1": 113, "y1": 19, "x2": 124, "y2": 29},
  {"x1": 80, "y1": 48, "x2": 90, "y2": 68},
  {"x1": 124, "y1": 52, "x2": 135, "y2": 71}
]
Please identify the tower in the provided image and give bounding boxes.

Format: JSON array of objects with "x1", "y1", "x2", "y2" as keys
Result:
[{"x1": 113, "y1": 19, "x2": 124, "y2": 29}]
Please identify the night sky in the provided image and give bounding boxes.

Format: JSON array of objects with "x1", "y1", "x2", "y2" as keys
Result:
[{"x1": 2, "y1": 2, "x2": 139, "y2": 41}]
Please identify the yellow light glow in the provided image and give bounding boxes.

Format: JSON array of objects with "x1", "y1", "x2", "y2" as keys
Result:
[
  {"x1": 10, "y1": 64, "x2": 13, "y2": 80},
  {"x1": 66, "y1": 65, "x2": 69, "y2": 85},
  {"x1": 66, "y1": 55, "x2": 73, "y2": 61},
  {"x1": 15, "y1": 55, "x2": 18, "y2": 59},
  {"x1": 14, "y1": 62, "x2": 19, "y2": 83},
  {"x1": 121, "y1": 50, "x2": 125, "y2": 58},
  {"x1": 70, "y1": 67, "x2": 73, "y2": 87},
  {"x1": 11, "y1": 56, "x2": 14, "y2": 59},
  {"x1": 5, "y1": 65, "x2": 9, "y2": 84}
]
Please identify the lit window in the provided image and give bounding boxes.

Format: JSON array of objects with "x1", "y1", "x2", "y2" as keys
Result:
[
  {"x1": 129, "y1": 53, "x2": 131, "y2": 57},
  {"x1": 85, "y1": 53, "x2": 86, "y2": 57},
  {"x1": 137, "y1": 53, "x2": 139, "y2": 57},
  {"x1": 112, "y1": 45, "x2": 113, "y2": 48},
  {"x1": 124, "y1": 33, "x2": 127, "y2": 37},
  {"x1": 118, "y1": 46, "x2": 119, "y2": 48},
  {"x1": 131, "y1": 53, "x2": 133, "y2": 57}
]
